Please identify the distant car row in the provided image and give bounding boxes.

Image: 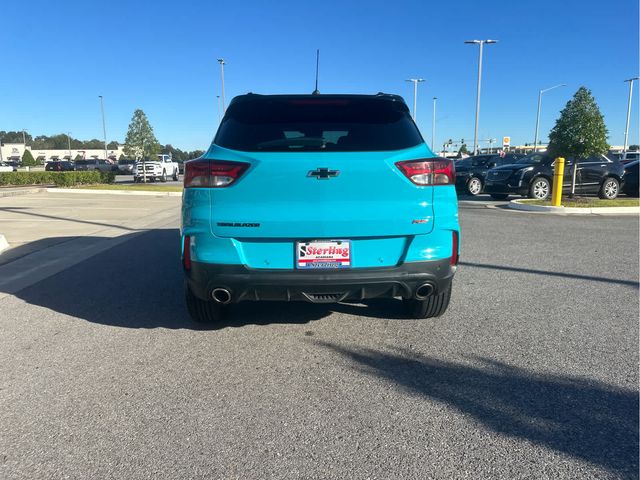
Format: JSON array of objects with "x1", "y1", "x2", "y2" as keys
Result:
[
  {"x1": 455, "y1": 153, "x2": 639, "y2": 199},
  {"x1": 39, "y1": 157, "x2": 188, "y2": 177},
  {"x1": 44, "y1": 159, "x2": 118, "y2": 172}
]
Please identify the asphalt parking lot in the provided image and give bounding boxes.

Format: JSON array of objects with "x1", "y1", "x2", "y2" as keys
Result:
[
  {"x1": 0, "y1": 195, "x2": 638, "y2": 479},
  {"x1": 115, "y1": 174, "x2": 183, "y2": 187}
]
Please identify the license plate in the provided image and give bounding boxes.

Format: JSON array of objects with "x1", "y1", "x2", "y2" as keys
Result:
[{"x1": 296, "y1": 240, "x2": 351, "y2": 269}]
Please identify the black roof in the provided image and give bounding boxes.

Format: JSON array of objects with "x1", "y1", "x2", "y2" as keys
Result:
[{"x1": 228, "y1": 93, "x2": 408, "y2": 109}]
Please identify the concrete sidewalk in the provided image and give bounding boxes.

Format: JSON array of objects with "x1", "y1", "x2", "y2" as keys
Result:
[{"x1": 0, "y1": 191, "x2": 180, "y2": 298}]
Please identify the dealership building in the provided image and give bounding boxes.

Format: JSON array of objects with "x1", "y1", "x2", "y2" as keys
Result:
[{"x1": 0, "y1": 143, "x2": 125, "y2": 163}]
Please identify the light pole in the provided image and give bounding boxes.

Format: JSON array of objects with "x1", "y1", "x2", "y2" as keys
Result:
[
  {"x1": 432, "y1": 97, "x2": 437, "y2": 152},
  {"x1": 216, "y1": 95, "x2": 222, "y2": 124},
  {"x1": 405, "y1": 78, "x2": 425, "y2": 121},
  {"x1": 623, "y1": 77, "x2": 639, "y2": 153},
  {"x1": 465, "y1": 39, "x2": 497, "y2": 155},
  {"x1": 67, "y1": 132, "x2": 72, "y2": 160},
  {"x1": 22, "y1": 129, "x2": 26, "y2": 145},
  {"x1": 98, "y1": 95, "x2": 108, "y2": 161},
  {"x1": 217, "y1": 58, "x2": 226, "y2": 113},
  {"x1": 533, "y1": 84, "x2": 566, "y2": 152}
]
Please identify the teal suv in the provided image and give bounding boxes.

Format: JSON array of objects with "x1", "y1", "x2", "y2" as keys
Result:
[{"x1": 181, "y1": 93, "x2": 460, "y2": 323}]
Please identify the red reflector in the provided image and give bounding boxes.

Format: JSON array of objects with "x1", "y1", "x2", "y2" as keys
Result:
[
  {"x1": 183, "y1": 235, "x2": 191, "y2": 270},
  {"x1": 451, "y1": 231, "x2": 459, "y2": 266},
  {"x1": 184, "y1": 159, "x2": 249, "y2": 188},
  {"x1": 395, "y1": 158, "x2": 455, "y2": 186}
]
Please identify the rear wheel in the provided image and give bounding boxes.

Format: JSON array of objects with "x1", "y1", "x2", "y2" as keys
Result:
[
  {"x1": 185, "y1": 284, "x2": 224, "y2": 324},
  {"x1": 403, "y1": 284, "x2": 452, "y2": 319},
  {"x1": 599, "y1": 177, "x2": 619, "y2": 199},
  {"x1": 466, "y1": 176, "x2": 483, "y2": 196},
  {"x1": 173, "y1": 169, "x2": 179, "y2": 181},
  {"x1": 529, "y1": 177, "x2": 550, "y2": 200},
  {"x1": 490, "y1": 193, "x2": 509, "y2": 200}
]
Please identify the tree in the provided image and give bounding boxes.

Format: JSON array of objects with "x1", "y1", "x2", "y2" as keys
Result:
[
  {"x1": 22, "y1": 149, "x2": 37, "y2": 166},
  {"x1": 458, "y1": 144, "x2": 469, "y2": 156},
  {"x1": 123, "y1": 109, "x2": 160, "y2": 160},
  {"x1": 629, "y1": 145, "x2": 639, "y2": 151},
  {"x1": 163, "y1": 144, "x2": 188, "y2": 162},
  {"x1": 547, "y1": 87, "x2": 609, "y2": 159},
  {"x1": 0, "y1": 131, "x2": 32, "y2": 144}
]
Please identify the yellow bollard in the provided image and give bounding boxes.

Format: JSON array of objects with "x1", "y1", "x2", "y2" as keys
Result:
[{"x1": 551, "y1": 157, "x2": 565, "y2": 206}]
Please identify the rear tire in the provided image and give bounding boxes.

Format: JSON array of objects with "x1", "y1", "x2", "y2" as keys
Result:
[
  {"x1": 173, "y1": 169, "x2": 179, "y2": 181},
  {"x1": 185, "y1": 284, "x2": 223, "y2": 324},
  {"x1": 490, "y1": 193, "x2": 509, "y2": 200},
  {"x1": 403, "y1": 284, "x2": 452, "y2": 319},
  {"x1": 599, "y1": 177, "x2": 619, "y2": 199}
]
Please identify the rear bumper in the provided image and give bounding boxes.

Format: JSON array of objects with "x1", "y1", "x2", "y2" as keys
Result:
[{"x1": 185, "y1": 259, "x2": 456, "y2": 303}]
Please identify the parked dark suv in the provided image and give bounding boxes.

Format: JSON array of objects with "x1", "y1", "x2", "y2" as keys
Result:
[
  {"x1": 75, "y1": 159, "x2": 118, "y2": 172},
  {"x1": 455, "y1": 153, "x2": 522, "y2": 195},
  {"x1": 45, "y1": 160, "x2": 75, "y2": 171},
  {"x1": 483, "y1": 153, "x2": 625, "y2": 200}
]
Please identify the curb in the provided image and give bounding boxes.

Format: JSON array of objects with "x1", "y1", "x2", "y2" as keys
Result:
[
  {"x1": 508, "y1": 199, "x2": 640, "y2": 215},
  {"x1": 0, "y1": 187, "x2": 48, "y2": 198},
  {"x1": 0, "y1": 234, "x2": 8, "y2": 254},
  {"x1": 47, "y1": 188, "x2": 183, "y2": 197}
]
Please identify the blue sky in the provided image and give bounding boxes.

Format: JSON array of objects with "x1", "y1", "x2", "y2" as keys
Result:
[{"x1": 1, "y1": 0, "x2": 638, "y2": 151}]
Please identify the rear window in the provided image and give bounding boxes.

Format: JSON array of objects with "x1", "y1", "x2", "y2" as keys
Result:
[{"x1": 214, "y1": 96, "x2": 424, "y2": 152}]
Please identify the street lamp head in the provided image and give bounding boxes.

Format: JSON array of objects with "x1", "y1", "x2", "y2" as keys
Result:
[
  {"x1": 217, "y1": 58, "x2": 225, "y2": 64},
  {"x1": 624, "y1": 77, "x2": 640, "y2": 82},
  {"x1": 540, "y1": 83, "x2": 567, "y2": 94},
  {"x1": 485, "y1": 39, "x2": 498, "y2": 44},
  {"x1": 464, "y1": 40, "x2": 481, "y2": 44}
]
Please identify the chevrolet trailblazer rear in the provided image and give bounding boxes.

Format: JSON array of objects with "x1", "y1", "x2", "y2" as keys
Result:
[{"x1": 181, "y1": 93, "x2": 460, "y2": 323}]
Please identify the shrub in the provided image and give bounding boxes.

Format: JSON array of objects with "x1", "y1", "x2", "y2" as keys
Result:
[
  {"x1": 0, "y1": 171, "x2": 115, "y2": 187},
  {"x1": 22, "y1": 149, "x2": 37, "y2": 166}
]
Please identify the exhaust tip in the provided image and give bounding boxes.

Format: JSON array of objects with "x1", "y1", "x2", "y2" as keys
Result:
[
  {"x1": 415, "y1": 283, "x2": 434, "y2": 300},
  {"x1": 212, "y1": 288, "x2": 232, "y2": 305}
]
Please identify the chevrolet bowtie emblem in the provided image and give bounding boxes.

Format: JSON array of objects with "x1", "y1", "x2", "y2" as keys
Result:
[{"x1": 308, "y1": 167, "x2": 340, "y2": 179}]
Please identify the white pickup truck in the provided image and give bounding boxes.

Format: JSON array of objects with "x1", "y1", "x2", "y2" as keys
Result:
[{"x1": 134, "y1": 154, "x2": 180, "y2": 182}]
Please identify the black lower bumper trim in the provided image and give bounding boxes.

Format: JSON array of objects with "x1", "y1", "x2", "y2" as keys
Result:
[{"x1": 185, "y1": 259, "x2": 455, "y2": 303}]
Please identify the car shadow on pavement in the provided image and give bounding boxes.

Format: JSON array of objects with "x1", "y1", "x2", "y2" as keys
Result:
[
  {"x1": 0, "y1": 236, "x2": 81, "y2": 266},
  {"x1": 313, "y1": 340, "x2": 639, "y2": 478},
  {"x1": 3, "y1": 229, "x2": 409, "y2": 329}
]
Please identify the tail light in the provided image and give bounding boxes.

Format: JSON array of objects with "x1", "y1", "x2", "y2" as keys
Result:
[
  {"x1": 451, "y1": 231, "x2": 459, "y2": 266},
  {"x1": 395, "y1": 158, "x2": 455, "y2": 186},
  {"x1": 184, "y1": 159, "x2": 249, "y2": 188},
  {"x1": 182, "y1": 235, "x2": 191, "y2": 270}
]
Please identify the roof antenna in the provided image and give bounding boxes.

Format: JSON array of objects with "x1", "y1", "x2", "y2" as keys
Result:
[{"x1": 312, "y1": 49, "x2": 320, "y2": 95}]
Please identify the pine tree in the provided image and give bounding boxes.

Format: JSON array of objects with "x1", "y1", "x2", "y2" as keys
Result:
[
  {"x1": 547, "y1": 87, "x2": 609, "y2": 159},
  {"x1": 123, "y1": 109, "x2": 160, "y2": 160},
  {"x1": 22, "y1": 149, "x2": 36, "y2": 166}
]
